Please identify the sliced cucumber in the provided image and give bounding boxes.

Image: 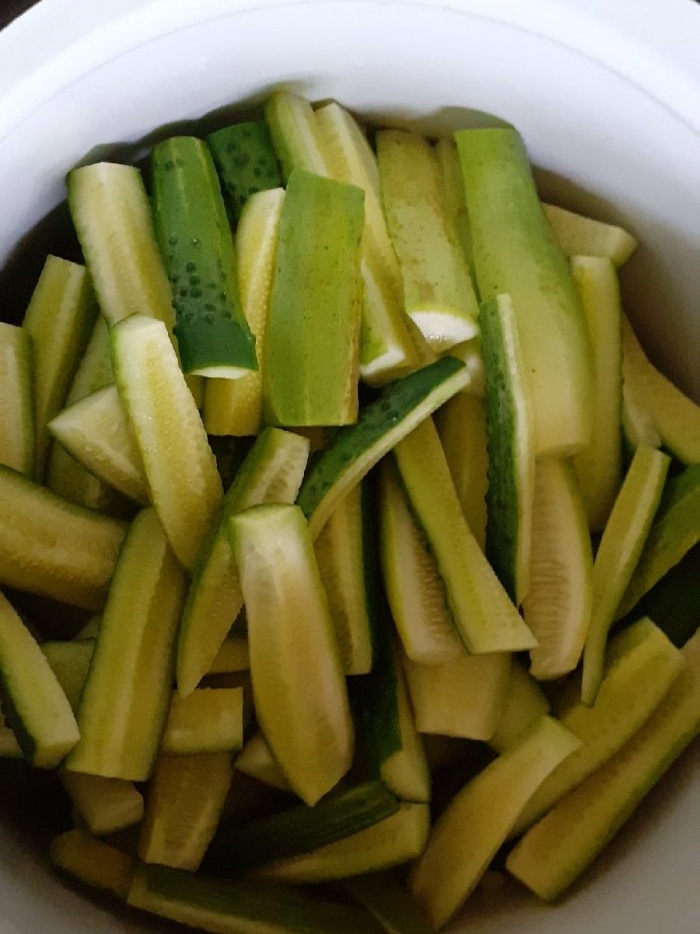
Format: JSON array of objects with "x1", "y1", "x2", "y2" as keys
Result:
[
  {"x1": 253, "y1": 802, "x2": 430, "y2": 884},
  {"x1": 314, "y1": 101, "x2": 421, "y2": 383},
  {"x1": 402, "y1": 648, "x2": 511, "y2": 741},
  {"x1": 392, "y1": 417, "x2": 536, "y2": 654},
  {"x1": 207, "y1": 119, "x2": 282, "y2": 221},
  {"x1": 522, "y1": 457, "x2": 593, "y2": 680},
  {"x1": 0, "y1": 589, "x2": 79, "y2": 768},
  {"x1": 111, "y1": 314, "x2": 223, "y2": 570},
  {"x1": 151, "y1": 136, "x2": 257, "y2": 378},
  {"x1": 203, "y1": 187, "x2": 284, "y2": 437},
  {"x1": 313, "y1": 481, "x2": 373, "y2": 675},
  {"x1": 376, "y1": 128, "x2": 479, "y2": 351},
  {"x1": 622, "y1": 315, "x2": 700, "y2": 464},
  {"x1": 234, "y1": 731, "x2": 289, "y2": 791},
  {"x1": 48, "y1": 385, "x2": 148, "y2": 505},
  {"x1": 434, "y1": 392, "x2": 489, "y2": 551},
  {"x1": 128, "y1": 863, "x2": 384, "y2": 934},
  {"x1": 65, "y1": 508, "x2": 187, "y2": 780},
  {"x1": 617, "y1": 463, "x2": 700, "y2": 620},
  {"x1": 160, "y1": 687, "x2": 244, "y2": 755},
  {"x1": 22, "y1": 255, "x2": 96, "y2": 478},
  {"x1": 378, "y1": 459, "x2": 464, "y2": 664},
  {"x1": 543, "y1": 203, "x2": 638, "y2": 265},
  {"x1": 479, "y1": 292, "x2": 535, "y2": 605},
  {"x1": 582, "y1": 445, "x2": 671, "y2": 705},
  {"x1": 59, "y1": 771, "x2": 144, "y2": 836},
  {"x1": 139, "y1": 752, "x2": 233, "y2": 871},
  {"x1": 263, "y1": 168, "x2": 364, "y2": 427},
  {"x1": 570, "y1": 256, "x2": 623, "y2": 531},
  {"x1": 177, "y1": 427, "x2": 310, "y2": 696},
  {"x1": 344, "y1": 871, "x2": 435, "y2": 934},
  {"x1": 67, "y1": 162, "x2": 175, "y2": 330},
  {"x1": 0, "y1": 723, "x2": 22, "y2": 759},
  {"x1": 205, "y1": 781, "x2": 399, "y2": 876},
  {"x1": 506, "y1": 629, "x2": 700, "y2": 901},
  {"x1": 264, "y1": 89, "x2": 330, "y2": 179},
  {"x1": 51, "y1": 829, "x2": 135, "y2": 899},
  {"x1": 207, "y1": 633, "x2": 250, "y2": 675},
  {"x1": 0, "y1": 465, "x2": 126, "y2": 611},
  {"x1": 230, "y1": 504, "x2": 353, "y2": 806},
  {"x1": 42, "y1": 638, "x2": 94, "y2": 711},
  {"x1": 297, "y1": 355, "x2": 469, "y2": 539},
  {"x1": 488, "y1": 659, "x2": 551, "y2": 754},
  {"x1": 380, "y1": 652, "x2": 431, "y2": 803},
  {"x1": 434, "y1": 136, "x2": 473, "y2": 278},
  {"x1": 409, "y1": 715, "x2": 580, "y2": 929},
  {"x1": 0, "y1": 323, "x2": 34, "y2": 476},
  {"x1": 456, "y1": 127, "x2": 593, "y2": 456},
  {"x1": 512, "y1": 617, "x2": 685, "y2": 836}
]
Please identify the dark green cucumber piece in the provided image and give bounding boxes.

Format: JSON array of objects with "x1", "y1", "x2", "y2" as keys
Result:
[
  {"x1": 625, "y1": 543, "x2": 700, "y2": 648},
  {"x1": 205, "y1": 781, "x2": 399, "y2": 875},
  {"x1": 128, "y1": 863, "x2": 384, "y2": 934},
  {"x1": 207, "y1": 120, "x2": 281, "y2": 221},
  {"x1": 455, "y1": 127, "x2": 594, "y2": 457},
  {"x1": 151, "y1": 136, "x2": 257, "y2": 377},
  {"x1": 344, "y1": 872, "x2": 435, "y2": 934},
  {"x1": 296, "y1": 355, "x2": 469, "y2": 538},
  {"x1": 262, "y1": 168, "x2": 364, "y2": 427}
]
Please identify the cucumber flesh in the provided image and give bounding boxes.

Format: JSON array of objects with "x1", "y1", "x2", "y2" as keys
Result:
[
  {"x1": 176, "y1": 427, "x2": 310, "y2": 696},
  {"x1": 488, "y1": 659, "x2": 551, "y2": 754},
  {"x1": 582, "y1": 445, "x2": 670, "y2": 705},
  {"x1": 0, "y1": 589, "x2": 79, "y2": 768},
  {"x1": 111, "y1": 314, "x2": 224, "y2": 571},
  {"x1": 59, "y1": 771, "x2": 144, "y2": 836},
  {"x1": 51, "y1": 829, "x2": 135, "y2": 899},
  {"x1": 151, "y1": 136, "x2": 257, "y2": 378},
  {"x1": 408, "y1": 715, "x2": 580, "y2": 929},
  {"x1": 543, "y1": 203, "x2": 638, "y2": 265},
  {"x1": 456, "y1": 127, "x2": 594, "y2": 457},
  {"x1": 207, "y1": 120, "x2": 282, "y2": 221},
  {"x1": 230, "y1": 504, "x2": 353, "y2": 806},
  {"x1": 513, "y1": 617, "x2": 685, "y2": 836},
  {"x1": 264, "y1": 90, "x2": 330, "y2": 179},
  {"x1": 234, "y1": 731, "x2": 290, "y2": 791},
  {"x1": 506, "y1": 629, "x2": 700, "y2": 901},
  {"x1": 392, "y1": 417, "x2": 536, "y2": 654},
  {"x1": 0, "y1": 323, "x2": 34, "y2": 477},
  {"x1": 160, "y1": 687, "x2": 244, "y2": 755},
  {"x1": 42, "y1": 638, "x2": 94, "y2": 712},
  {"x1": 296, "y1": 355, "x2": 470, "y2": 539}
]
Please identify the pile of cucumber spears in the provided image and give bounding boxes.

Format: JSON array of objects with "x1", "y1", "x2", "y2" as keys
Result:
[{"x1": 0, "y1": 90, "x2": 699, "y2": 933}]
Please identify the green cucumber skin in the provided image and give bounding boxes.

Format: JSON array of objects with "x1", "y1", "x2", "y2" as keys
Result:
[
  {"x1": 150, "y1": 136, "x2": 257, "y2": 375},
  {"x1": 262, "y1": 168, "x2": 364, "y2": 427},
  {"x1": 207, "y1": 121, "x2": 282, "y2": 221},
  {"x1": 128, "y1": 864, "x2": 384, "y2": 934},
  {"x1": 205, "y1": 781, "x2": 399, "y2": 875},
  {"x1": 296, "y1": 356, "x2": 467, "y2": 536}
]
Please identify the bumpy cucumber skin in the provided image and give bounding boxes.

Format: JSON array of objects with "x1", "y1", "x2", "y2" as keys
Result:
[
  {"x1": 151, "y1": 136, "x2": 257, "y2": 376},
  {"x1": 296, "y1": 356, "x2": 468, "y2": 537},
  {"x1": 207, "y1": 121, "x2": 282, "y2": 221}
]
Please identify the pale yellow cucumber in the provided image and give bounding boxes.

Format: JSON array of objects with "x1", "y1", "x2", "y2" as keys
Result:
[
  {"x1": 0, "y1": 323, "x2": 34, "y2": 476},
  {"x1": 544, "y1": 203, "x2": 638, "y2": 265},
  {"x1": 488, "y1": 659, "x2": 551, "y2": 753},
  {"x1": 160, "y1": 687, "x2": 244, "y2": 755},
  {"x1": 50, "y1": 829, "x2": 135, "y2": 899},
  {"x1": 235, "y1": 731, "x2": 290, "y2": 792},
  {"x1": 60, "y1": 771, "x2": 144, "y2": 836}
]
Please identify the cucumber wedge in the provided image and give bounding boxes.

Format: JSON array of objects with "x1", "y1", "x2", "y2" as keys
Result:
[
  {"x1": 409, "y1": 716, "x2": 580, "y2": 929},
  {"x1": 543, "y1": 203, "x2": 638, "y2": 265},
  {"x1": 479, "y1": 293, "x2": 535, "y2": 605},
  {"x1": 177, "y1": 427, "x2": 310, "y2": 696},
  {"x1": 0, "y1": 723, "x2": 22, "y2": 759},
  {"x1": 506, "y1": 629, "x2": 700, "y2": 901},
  {"x1": 344, "y1": 871, "x2": 435, "y2": 934},
  {"x1": 234, "y1": 731, "x2": 290, "y2": 791},
  {"x1": 48, "y1": 385, "x2": 148, "y2": 505},
  {"x1": 111, "y1": 314, "x2": 223, "y2": 570},
  {"x1": 160, "y1": 688, "x2": 244, "y2": 755},
  {"x1": 618, "y1": 464, "x2": 700, "y2": 619},
  {"x1": 230, "y1": 504, "x2": 353, "y2": 806},
  {"x1": 376, "y1": 128, "x2": 479, "y2": 351},
  {"x1": 488, "y1": 659, "x2": 551, "y2": 753},
  {"x1": 0, "y1": 589, "x2": 79, "y2": 768},
  {"x1": 203, "y1": 187, "x2": 284, "y2": 437},
  {"x1": 582, "y1": 445, "x2": 671, "y2": 705},
  {"x1": 139, "y1": 753, "x2": 233, "y2": 871},
  {"x1": 67, "y1": 162, "x2": 175, "y2": 330},
  {"x1": 571, "y1": 256, "x2": 623, "y2": 531},
  {"x1": 434, "y1": 136, "x2": 474, "y2": 278},
  {"x1": 151, "y1": 136, "x2": 258, "y2": 378},
  {"x1": 0, "y1": 323, "x2": 34, "y2": 476},
  {"x1": 264, "y1": 89, "x2": 330, "y2": 178},
  {"x1": 262, "y1": 168, "x2": 364, "y2": 427},
  {"x1": 128, "y1": 863, "x2": 384, "y2": 934},
  {"x1": 297, "y1": 355, "x2": 469, "y2": 539},
  {"x1": 22, "y1": 255, "x2": 96, "y2": 478},
  {"x1": 254, "y1": 802, "x2": 430, "y2": 884},
  {"x1": 0, "y1": 465, "x2": 126, "y2": 611},
  {"x1": 513, "y1": 618, "x2": 685, "y2": 836},
  {"x1": 42, "y1": 638, "x2": 94, "y2": 711},
  {"x1": 207, "y1": 119, "x2": 282, "y2": 221},
  {"x1": 392, "y1": 417, "x2": 536, "y2": 654},
  {"x1": 455, "y1": 127, "x2": 594, "y2": 456},
  {"x1": 522, "y1": 458, "x2": 593, "y2": 680},
  {"x1": 59, "y1": 771, "x2": 144, "y2": 836},
  {"x1": 65, "y1": 508, "x2": 187, "y2": 780},
  {"x1": 51, "y1": 829, "x2": 135, "y2": 899}
]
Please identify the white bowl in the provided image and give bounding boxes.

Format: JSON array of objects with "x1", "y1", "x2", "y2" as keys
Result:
[{"x1": 0, "y1": 1, "x2": 698, "y2": 932}]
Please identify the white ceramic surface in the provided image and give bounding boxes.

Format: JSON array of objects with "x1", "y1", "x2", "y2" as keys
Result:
[{"x1": 0, "y1": 1, "x2": 698, "y2": 932}]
